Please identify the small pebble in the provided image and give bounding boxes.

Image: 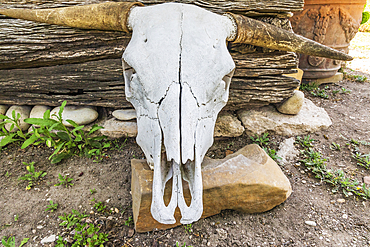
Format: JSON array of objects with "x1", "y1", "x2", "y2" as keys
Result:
[
  {"x1": 302, "y1": 180, "x2": 307, "y2": 184},
  {"x1": 337, "y1": 199, "x2": 345, "y2": 203},
  {"x1": 114, "y1": 208, "x2": 119, "y2": 213},
  {"x1": 342, "y1": 214, "x2": 348, "y2": 219},
  {"x1": 305, "y1": 221, "x2": 317, "y2": 226},
  {"x1": 37, "y1": 225, "x2": 43, "y2": 229}
]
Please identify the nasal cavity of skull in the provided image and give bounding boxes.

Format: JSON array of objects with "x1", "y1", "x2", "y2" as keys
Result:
[{"x1": 162, "y1": 177, "x2": 192, "y2": 207}]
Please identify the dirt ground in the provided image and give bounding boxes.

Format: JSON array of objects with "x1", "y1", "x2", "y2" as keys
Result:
[{"x1": 1, "y1": 33, "x2": 370, "y2": 247}]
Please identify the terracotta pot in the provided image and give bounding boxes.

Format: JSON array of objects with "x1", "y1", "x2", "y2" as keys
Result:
[{"x1": 290, "y1": 0, "x2": 366, "y2": 79}]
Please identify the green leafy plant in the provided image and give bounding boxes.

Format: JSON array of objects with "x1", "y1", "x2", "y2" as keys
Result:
[
  {"x1": 90, "y1": 188, "x2": 97, "y2": 195},
  {"x1": 0, "y1": 111, "x2": 28, "y2": 149},
  {"x1": 55, "y1": 174, "x2": 74, "y2": 188},
  {"x1": 18, "y1": 162, "x2": 47, "y2": 190},
  {"x1": 93, "y1": 201, "x2": 107, "y2": 213},
  {"x1": 263, "y1": 147, "x2": 282, "y2": 161},
  {"x1": 175, "y1": 242, "x2": 193, "y2": 247},
  {"x1": 311, "y1": 86, "x2": 329, "y2": 99},
  {"x1": 45, "y1": 200, "x2": 59, "y2": 212},
  {"x1": 340, "y1": 87, "x2": 351, "y2": 94},
  {"x1": 299, "y1": 82, "x2": 318, "y2": 92},
  {"x1": 250, "y1": 133, "x2": 269, "y2": 147},
  {"x1": 296, "y1": 135, "x2": 315, "y2": 148},
  {"x1": 352, "y1": 152, "x2": 370, "y2": 169},
  {"x1": 124, "y1": 216, "x2": 133, "y2": 226},
  {"x1": 184, "y1": 223, "x2": 193, "y2": 233},
  {"x1": 297, "y1": 139, "x2": 370, "y2": 199},
  {"x1": 14, "y1": 215, "x2": 18, "y2": 222},
  {"x1": 4, "y1": 171, "x2": 11, "y2": 178},
  {"x1": 361, "y1": 8, "x2": 369, "y2": 25},
  {"x1": 1, "y1": 236, "x2": 29, "y2": 247},
  {"x1": 23, "y1": 101, "x2": 110, "y2": 164},
  {"x1": 59, "y1": 209, "x2": 87, "y2": 229},
  {"x1": 57, "y1": 210, "x2": 107, "y2": 247},
  {"x1": 330, "y1": 142, "x2": 341, "y2": 151}
]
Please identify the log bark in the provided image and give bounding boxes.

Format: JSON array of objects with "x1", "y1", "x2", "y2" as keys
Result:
[{"x1": 0, "y1": 56, "x2": 299, "y2": 110}]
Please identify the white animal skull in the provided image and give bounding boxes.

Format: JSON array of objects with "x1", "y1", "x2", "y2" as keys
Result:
[{"x1": 122, "y1": 3, "x2": 235, "y2": 224}]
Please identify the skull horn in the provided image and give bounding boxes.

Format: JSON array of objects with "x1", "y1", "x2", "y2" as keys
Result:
[
  {"x1": 0, "y1": 2, "x2": 143, "y2": 32},
  {"x1": 228, "y1": 13, "x2": 353, "y2": 61}
]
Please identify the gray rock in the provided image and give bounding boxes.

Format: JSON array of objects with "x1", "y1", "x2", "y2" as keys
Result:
[
  {"x1": 50, "y1": 106, "x2": 98, "y2": 127},
  {"x1": 277, "y1": 137, "x2": 300, "y2": 165},
  {"x1": 0, "y1": 105, "x2": 9, "y2": 123},
  {"x1": 238, "y1": 99, "x2": 332, "y2": 136},
  {"x1": 5, "y1": 105, "x2": 32, "y2": 131},
  {"x1": 277, "y1": 90, "x2": 304, "y2": 115},
  {"x1": 30, "y1": 105, "x2": 52, "y2": 119},
  {"x1": 40, "y1": 234, "x2": 56, "y2": 244},
  {"x1": 100, "y1": 118, "x2": 138, "y2": 138},
  {"x1": 214, "y1": 113, "x2": 245, "y2": 137},
  {"x1": 112, "y1": 109, "x2": 136, "y2": 121}
]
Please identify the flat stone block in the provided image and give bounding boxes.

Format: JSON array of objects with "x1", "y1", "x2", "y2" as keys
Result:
[
  {"x1": 305, "y1": 72, "x2": 343, "y2": 86},
  {"x1": 132, "y1": 144, "x2": 292, "y2": 232}
]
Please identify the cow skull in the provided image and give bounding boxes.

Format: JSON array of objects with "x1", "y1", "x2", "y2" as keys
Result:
[{"x1": 0, "y1": 2, "x2": 352, "y2": 225}]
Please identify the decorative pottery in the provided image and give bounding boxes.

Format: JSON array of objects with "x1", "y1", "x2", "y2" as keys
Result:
[{"x1": 290, "y1": 0, "x2": 366, "y2": 79}]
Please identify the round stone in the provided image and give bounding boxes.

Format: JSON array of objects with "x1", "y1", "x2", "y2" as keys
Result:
[
  {"x1": 50, "y1": 106, "x2": 98, "y2": 127},
  {"x1": 5, "y1": 105, "x2": 32, "y2": 131},
  {"x1": 30, "y1": 105, "x2": 52, "y2": 119},
  {"x1": 100, "y1": 118, "x2": 138, "y2": 138},
  {"x1": 277, "y1": 90, "x2": 305, "y2": 115},
  {"x1": 112, "y1": 109, "x2": 137, "y2": 121}
]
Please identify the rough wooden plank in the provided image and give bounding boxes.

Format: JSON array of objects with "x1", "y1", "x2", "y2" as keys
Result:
[
  {"x1": 0, "y1": 58, "x2": 299, "y2": 109},
  {"x1": 0, "y1": 0, "x2": 304, "y2": 14}
]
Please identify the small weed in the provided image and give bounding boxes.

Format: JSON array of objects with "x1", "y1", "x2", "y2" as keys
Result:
[
  {"x1": 352, "y1": 152, "x2": 370, "y2": 169},
  {"x1": 4, "y1": 171, "x2": 11, "y2": 178},
  {"x1": 90, "y1": 188, "x2": 97, "y2": 195},
  {"x1": 330, "y1": 142, "x2": 341, "y2": 151},
  {"x1": 14, "y1": 215, "x2": 18, "y2": 222},
  {"x1": 345, "y1": 74, "x2": 368, "y2": 82},
  {"x1": 263, "y1": 147, "x2": 282, "y2": 161},
  {"x1": 1, "y1": 236, "x2": 29, "y2": 247},
  {"x1": 250, "y1": 133, "x2": 269, "y2": 147},
  {"x1": 175, "y1": 242, "x2": 193, "y2": 247},
  {"x1": 45, "y1": 200, "x2": 59, "y2": 212},
  {"x1": 124, "y1": 216, "x2": 133, "y2": 226},
  {"x1": 299, "y1": 83, "x2": 318, "y2": 92},
  {"x1": 59, "y1": 209, "x2": 88, "y2": 229},
  {"x1": 296, "y1": 135, "x2": 315, "y2": 148},
  {"x1": 93, "y1": 201, "x2": 107, "y2": 213},
  {"x1": 340, "y1": 87, "x2": 351, "y2": 94},
  {"x1": 18, "y1": 162, "x2": 47, "y2": 190},
  {"x1": 55, "y1": 174, "x2": 74, "y2": 188},
  {"x1": 297, "y1": 138, "x2": 370, "y2": 199},
  {"x1": 110, "y1": 138, "x2": 127, "y2": 151},
  {"x1": 311, "y1": 86, "x2": 329, "y2": 99},
  {"x1": 184, "y1": 223, "x2": 193, "y2": 233},
  {"x1": 57, "y1": 209, "x2": 107, "y2": 247},
  {"x1": 332, "y1": 90, "x2": 340, "y2": 95}
]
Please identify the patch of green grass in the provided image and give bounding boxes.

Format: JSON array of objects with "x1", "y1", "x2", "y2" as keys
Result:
[
  {"x1": 55, "y1": 174, "x2": 74, "y2": 188},
  {"x1": 297, "y1": 137, "x2": 370, "y2": 199},
  {"x1": 45, "y1": 200, "x2": 59, "y2": 212},
  {"x1": 18, "y1": 161, "x2": 47, "y2": 190},
  {"x1": 352, "y1": 152, "x2": 370, "y2": 169}
]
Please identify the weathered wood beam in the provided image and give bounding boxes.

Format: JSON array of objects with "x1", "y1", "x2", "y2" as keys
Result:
[{"x1": 0, "y1": 57, "x2": 299, "y2": 109}]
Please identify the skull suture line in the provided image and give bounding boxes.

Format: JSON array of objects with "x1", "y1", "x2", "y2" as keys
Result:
[
  {"x1": 0, "y1": 1, "x2": 352, "y2": 225},
  {"x1": 123, "y1": 4, "x2": 235, "y2": 224}
]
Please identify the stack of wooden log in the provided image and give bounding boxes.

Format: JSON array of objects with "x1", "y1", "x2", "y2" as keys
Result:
[{"x1": 0, "y1": 0, "x2": 303, "y2": 111}]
